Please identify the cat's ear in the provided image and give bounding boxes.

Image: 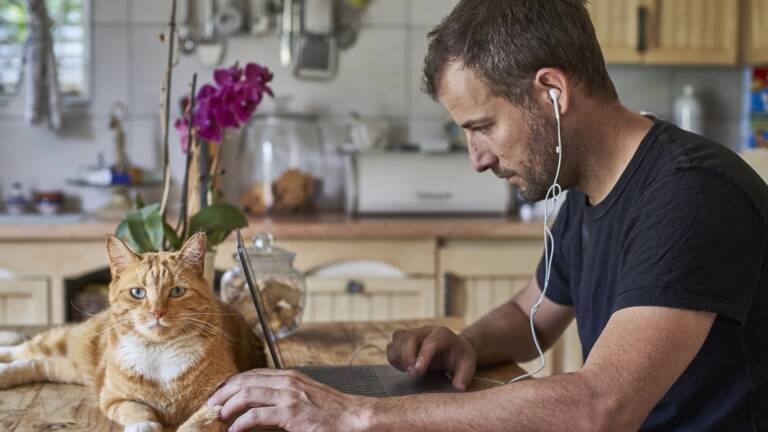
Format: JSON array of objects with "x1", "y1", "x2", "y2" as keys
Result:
[
  {"x1": 178, "y1": 232, "x2": 207, "y2": 275},
  {"x1": 106, "y1": 235, "x2": 139, "y2": 280}
]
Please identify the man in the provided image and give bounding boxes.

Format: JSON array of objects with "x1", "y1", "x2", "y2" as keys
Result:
[{"x1": 208, "y1": 0, "x2": 768, "y2": 430}]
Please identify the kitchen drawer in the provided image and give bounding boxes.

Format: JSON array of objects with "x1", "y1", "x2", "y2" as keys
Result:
[
  {"x1": 304, "y1": 277, "x2": 436, "y2": 322},
  {"x1": 0, "y1": 277, "x2": 50, "y2": 325}
]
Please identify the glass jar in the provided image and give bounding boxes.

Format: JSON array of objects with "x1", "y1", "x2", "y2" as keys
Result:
[
  {"x1": 239, "y1": 110, "x2": 325, "y2": 215},
  {"x1": 220, "y1": 232, "x2": 306, "y2": 339}
]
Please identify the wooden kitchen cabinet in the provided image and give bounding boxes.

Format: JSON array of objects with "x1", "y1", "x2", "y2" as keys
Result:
[
  {"x1": 643, "y1": 0, "x2": 739, "y2": 64},
  {"x1": 587, "y1": 0, "x2": 645, "y2": 63},
  {"x1": 0, "y1": 278, "x2": 49, "y2": 325},
  {"x1": 439, "y1": 240, "x2": 583, "y2": 376},
  {"x1": 0, "y1": 241, "x2": 107, "y2": 324},
  {"x1": 589, "y1": 0, "x2": 740, "y2": 65},
  {"x1": 741, "y1": 0, "x2": 768, "y2": 63}
]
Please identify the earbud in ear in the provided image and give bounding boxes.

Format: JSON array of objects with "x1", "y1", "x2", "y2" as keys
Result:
[
  {"x1": 548, "y1": 88, "x2": 562, "y2": 155},
  {"x1": 548, "y1": 88, "x2": 561, "y2": 104}
]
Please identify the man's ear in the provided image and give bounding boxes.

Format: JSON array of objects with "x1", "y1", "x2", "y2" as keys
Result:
[
  {"x1": 178, "y1": 232, "x2": 207, "y2": 276},
  {"x1": 106, "y1": 235, "x2": 139, "y2": 280},
  {"x1": 533, "y1": 67, "x2": 570, "y2": 116}
]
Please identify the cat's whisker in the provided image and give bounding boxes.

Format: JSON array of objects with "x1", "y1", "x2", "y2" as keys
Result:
[{"x1": 180, "y1": 318, "x2": 241, "y2": 345}]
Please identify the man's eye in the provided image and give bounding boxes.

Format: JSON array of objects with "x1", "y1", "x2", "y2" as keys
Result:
[
  {"x1": 475, "y1": 125, "x2": 492, "y2": 134},
  {"x1": 129, "y1": 288, "x2": 146, "y2": 299},
  {"x1": 170, "y1": 286, "x2": 187, "y2": 298}
]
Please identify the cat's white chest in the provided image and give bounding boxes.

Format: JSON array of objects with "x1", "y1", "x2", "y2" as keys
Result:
[{"x1": 115, "y1": 335, "x2": 204, "y2": 383}]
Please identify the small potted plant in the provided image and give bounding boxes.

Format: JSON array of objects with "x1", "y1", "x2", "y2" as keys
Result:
[{"x1": 114, "y1": 0, "x2": 274, "y2": 286}]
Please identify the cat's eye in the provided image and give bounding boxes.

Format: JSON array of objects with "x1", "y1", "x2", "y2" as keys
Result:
[
  {"x1": 169, "y1": 286, "x2": 187, "y2": 298},
  {"x1": 129, "y1": 288, "x2": 146, "y2": 299}
]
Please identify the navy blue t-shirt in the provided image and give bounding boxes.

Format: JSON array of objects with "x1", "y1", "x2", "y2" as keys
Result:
[{"x1": 536, "y1": 119, "x2": 768, "y2": 430}]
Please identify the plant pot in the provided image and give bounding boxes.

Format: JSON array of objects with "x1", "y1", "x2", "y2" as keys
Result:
[{"x1": 203, "y1": 249, "x2": 216, "y2": 288}]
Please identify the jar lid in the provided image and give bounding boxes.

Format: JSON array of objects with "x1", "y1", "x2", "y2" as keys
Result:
[{"x1": 241, "y1": 232, "x2": 295, "y2": 262}]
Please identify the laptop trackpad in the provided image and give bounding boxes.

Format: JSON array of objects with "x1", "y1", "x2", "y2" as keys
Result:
[
  {"x1": 373, "y1": 364, "x2": 457, "y2": 396},
  {"x1": 296, "y1": 365, "x2": 457, "y2": 397}
]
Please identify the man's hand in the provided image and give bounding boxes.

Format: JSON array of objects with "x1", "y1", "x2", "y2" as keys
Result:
[
  {"x1": 386, "y1": 326, "x2": 477, "y2": 390},
  {"x1": 206, "y1": 368, "x2": 372, "y2": 432}
]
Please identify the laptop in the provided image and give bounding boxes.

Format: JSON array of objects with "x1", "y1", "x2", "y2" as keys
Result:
[{"x1": 235, "y1": 229, "x2": 457, "y2": 397}]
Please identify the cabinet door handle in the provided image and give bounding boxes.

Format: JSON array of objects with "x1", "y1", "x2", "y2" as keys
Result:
[
  {"x1": 346, "y1": 279, "x2": 365, "y2": 294},
  {"x1": 637, "y1": 5, "x2": 648, "y2": 53}
]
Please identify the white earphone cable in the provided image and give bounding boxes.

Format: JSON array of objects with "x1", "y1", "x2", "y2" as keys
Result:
[{"x1": 509, "y1": 90, "x2": 564, "y2": 383}]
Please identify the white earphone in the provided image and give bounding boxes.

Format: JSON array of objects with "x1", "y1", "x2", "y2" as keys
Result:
[
  {"x1": 509, "y1": 87, "x2": 565, "y2": 384},
  {"x1": 548, "y1": 88, "x2": 562, "y2": 154}
]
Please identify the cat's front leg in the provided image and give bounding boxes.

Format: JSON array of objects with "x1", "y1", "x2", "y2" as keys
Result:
[
  {"x1": 100, "y1": 396, "x2": 165, "y2": 432},
  {"x1": 175, "y1": 404, "x2": 226, "y2": 432}
]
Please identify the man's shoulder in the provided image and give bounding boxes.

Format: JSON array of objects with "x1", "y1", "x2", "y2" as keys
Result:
[{"x1": 637, "y1": 123, "x2": 768, "y2": 225}]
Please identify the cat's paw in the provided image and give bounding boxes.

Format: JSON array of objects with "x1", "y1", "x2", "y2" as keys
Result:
[
  {"x1": 124, "y1": 421, "x2": 163, "y2": 432},
  {"x1": 176, "y1": 405, "x2": 224, "y2": 432},
  {"x1": 199, "y1": 405, "x2": 222, "y2": 424}
]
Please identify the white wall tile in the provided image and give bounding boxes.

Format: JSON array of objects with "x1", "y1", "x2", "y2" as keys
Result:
[
  {"x1": 408, "y1": 27, "x2": 448, "y2": 117},
  {"x1": 93, "y1": 0, "x2": 129, "y2": 24},
  {"x1": 608, "y1": 65, "x2": 676, "y2": 119},
  {"x1": 409, "y1": 0, "x2": 459, "y2": 28},
  {"x1": 129, "y1": 24, "x2": 213, "y2": 117},
  {"x1": 91, "y1": 27, "x2": 131, "y2": 116},
  {"x1": 223, "y1": 27, "x2": 407, "y2": 116},
  {"x1": 130, "y1": 0, "x2": 176, "y2": 24},
  {"x1": 360, "y1": 0, "x2": 407, "y2": 26}
]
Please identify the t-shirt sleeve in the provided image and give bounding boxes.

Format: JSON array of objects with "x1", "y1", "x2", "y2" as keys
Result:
[
  {"x1": 536, "y1": 193, "x2": 574, "y2": 306},
  {"x1": 614, "y1": 169, "x2": 768, "y2": 325}
]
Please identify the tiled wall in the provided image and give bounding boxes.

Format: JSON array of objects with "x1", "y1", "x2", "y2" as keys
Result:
[{"x1": 0, "y1": 0, "x2": 746, "y2": 212}]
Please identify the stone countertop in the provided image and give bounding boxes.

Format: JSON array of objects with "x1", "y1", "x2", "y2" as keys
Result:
[{"x1": 0, "y1": 213, "x2": 544, "y2": 241}]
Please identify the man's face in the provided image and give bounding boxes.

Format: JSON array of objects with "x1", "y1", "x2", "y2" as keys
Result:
[{"x1": 438, "y1": 63, "x2": 557, "y2": 202}]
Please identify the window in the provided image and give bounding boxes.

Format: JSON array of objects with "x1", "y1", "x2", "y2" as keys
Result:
[{"x1": 0, "y1": 0, "x2": 88, "y2": 99}]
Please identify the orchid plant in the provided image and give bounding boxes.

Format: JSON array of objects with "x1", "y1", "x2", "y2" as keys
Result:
[{"x1": 116, "y1": 11, "x2": 274, "y2": 255}]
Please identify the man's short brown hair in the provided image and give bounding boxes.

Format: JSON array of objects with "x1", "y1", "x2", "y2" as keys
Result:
[{"x1": 423, "y1": 0, "x2": 617, "y2": 104}]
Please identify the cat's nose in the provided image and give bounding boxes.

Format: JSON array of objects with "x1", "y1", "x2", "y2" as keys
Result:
[{"x1": 153, "y1": 309, "x2": 166, "y2": 320}]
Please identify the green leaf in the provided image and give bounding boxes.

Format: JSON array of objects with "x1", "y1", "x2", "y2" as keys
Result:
[
  {"x1": 115, "y1": 219, "x2": 140, "y2": 251},
  {"x1": 126, "y1": 216, "x2": 156, "y2": 252},
  {"x1": 114, "y1": 203, "x2": 168, "y2": 253},
  {"x1": 139, "y1": 203, "x2": 163, "y2": 251},
  {"x1": 188, "y1": 203, "x2": 248, "y2": 249},
  {"x1": 163, "y1": 222, "x2": 182, "y2": 250},
  {"x1": 134, "y1": 193, "x2": 145, "y2": 210}
]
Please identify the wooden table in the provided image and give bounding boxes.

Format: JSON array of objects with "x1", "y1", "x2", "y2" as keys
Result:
[{"x1": 0, "y1": 318, "x2": 524, "y2": 431}]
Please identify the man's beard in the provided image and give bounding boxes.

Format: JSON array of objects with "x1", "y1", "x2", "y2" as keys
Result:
[{"x1": 515, "y1": 103, "x2": 560, "y2": 202}]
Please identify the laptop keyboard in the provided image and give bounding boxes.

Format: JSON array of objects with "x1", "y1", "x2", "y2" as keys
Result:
[{"x1": 299, "y1": 366, "x2": 389, "y2": 397}]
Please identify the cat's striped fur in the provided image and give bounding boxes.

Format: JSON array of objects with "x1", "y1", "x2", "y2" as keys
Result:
[{"x1": 0, "y1": 233, "x2": 266, "y2": 431}]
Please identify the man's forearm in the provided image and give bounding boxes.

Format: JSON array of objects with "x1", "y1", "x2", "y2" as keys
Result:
[
  {"x1": 364, "y1": 372, "x2": 616, "y2": 432},
  {"x1": 459, "y1": 300, "x2": 540, "y2": 366}
]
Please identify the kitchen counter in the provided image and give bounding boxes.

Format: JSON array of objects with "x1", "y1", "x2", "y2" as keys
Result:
[{"x1": 0, "y1": 213, "x2": 543, "y2": 241}]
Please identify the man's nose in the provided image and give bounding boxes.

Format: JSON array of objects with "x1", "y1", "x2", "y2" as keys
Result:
[
  {"x1": 470, "y1": 148, "x2": 499, "y2": 172},
  {"x1": 153, "y1": 309, "x2": 166, "y2": 320}
]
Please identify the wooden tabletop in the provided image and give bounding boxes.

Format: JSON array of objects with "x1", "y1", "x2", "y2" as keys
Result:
[{"x1": 0, "y1": 318, "x2": 524, "y2": 432}]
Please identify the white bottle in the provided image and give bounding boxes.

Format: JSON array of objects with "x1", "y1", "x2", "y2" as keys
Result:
[{"x1": 674, "y1": 84, "x2": 703, "y2": 135}]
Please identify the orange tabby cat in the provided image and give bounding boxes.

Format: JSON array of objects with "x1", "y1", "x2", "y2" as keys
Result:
[{"x1": 0, "y1": 232, "x2": 266, "y2": 431}]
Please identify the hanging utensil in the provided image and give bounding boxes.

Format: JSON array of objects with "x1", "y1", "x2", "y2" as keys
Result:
[
  {"x1": 178, "y1": 0, "x2": 197, "y2": 55},
  {"x1": 197, "y1": 0, "x2": 226, "y2": 66}
]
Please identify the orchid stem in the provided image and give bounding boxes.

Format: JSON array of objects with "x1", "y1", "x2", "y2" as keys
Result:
[
  {"x1": 176, "y1": 73, "x2": 197, "y2": 243},
  {"x1": 159, "y1": 0, "x2": 178, "y2": 242}
]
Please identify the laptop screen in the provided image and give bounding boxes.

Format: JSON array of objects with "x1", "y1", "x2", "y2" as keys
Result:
[{"x1": 236, "y1": 229, "x2": 284, "y2": 369}]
